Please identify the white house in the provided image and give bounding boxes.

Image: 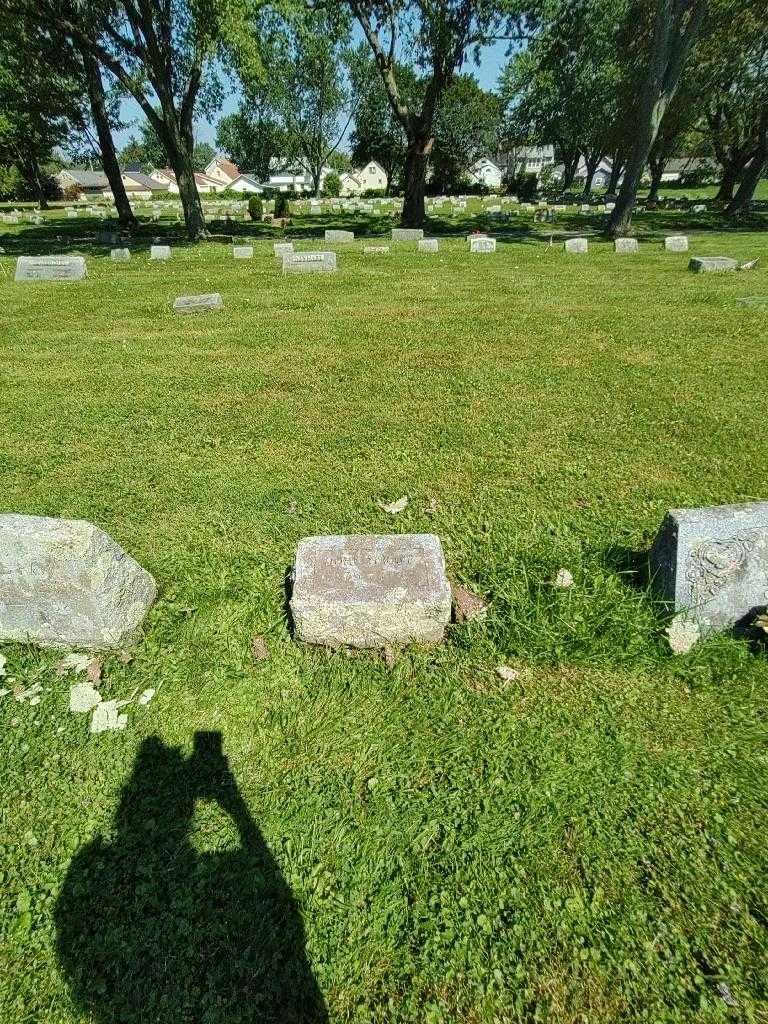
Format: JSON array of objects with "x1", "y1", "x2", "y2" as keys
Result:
[
  {"x1": 493, "y1": 146, "x2": 556, "y2": 181},
  {"x1": 229, "y1": 174, "x2": 264, "y2": 194},
  {"x1": 204, "y1": 157, "x2": 240, "y2": 187},
  {"x1": 56, "y1": 169, "x2": 110, "y2": 197},
  {"x1": 150, "y1": 168, "x2": 222, "y2": 193},
  {"x1": 468, "y1": 157, "x2": 503, "y2": 189},
  {"x1": 121, "y1": 170, "x2": 169, "y2": 199},
  {"x1": 265, "y1": 159, "x2": 333, "y2": 193},
  {"x1": 339, "y1": 160, "x2": 388, "y2": 195}
]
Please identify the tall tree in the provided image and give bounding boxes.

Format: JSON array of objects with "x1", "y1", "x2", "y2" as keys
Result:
[
  {"x1": 431, "y1": 75, "x2": 503, "y2": 194},
  {"x1": 345, "y1": 0, "x2": 526, "y2": 227},
  {"x1": 216, "y1": 101, "x2": 288, "y2": 180},
  {"x1": 26, "y1": 0, "x2": 258, "y2": 239},
  {"x1": 607, "y1": 0, "x2": 707, "y2": 236}
]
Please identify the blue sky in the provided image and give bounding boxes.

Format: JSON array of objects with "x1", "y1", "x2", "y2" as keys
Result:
[{"x1": 114, "y1": 37, "x2": 512, "y2": 153}]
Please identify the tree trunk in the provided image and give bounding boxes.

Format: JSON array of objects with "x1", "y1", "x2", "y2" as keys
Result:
[
  {"x1": 714, "y1": 164, "x2": 738, "y2": 202},
  {"x1": 82, "y1": 49, "x2": 137, "y2": 229},
  {"x1": 581, "y1": 154, "x2": 602, "y2": 198},
  {"x1": 726, "y1": 109, "x2": 768, "y2": 216},
  {"x1": 400, "y1": 136, "x2": 432, "y2": 227},
  {"x1": 22, "y1": 149, "x2": 48, "y2": 209},
  {"x1": 647, "y1": 158, "x2": 665, "y2": 201},
  {"x1": 607, "y1": 0, "x2": 706, "y2": 237},
  {"x1": 559, "y1": 147, "x2": 580, "y2": 191},
  {"x1": 163, "y1": 119, "x2": 206, "y2": 240},
  {"x1": 607, "y1": 157, "x2": 624, "y2": 195}
]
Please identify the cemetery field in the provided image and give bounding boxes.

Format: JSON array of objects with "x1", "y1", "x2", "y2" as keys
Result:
[{"x1": 2, "y1": 227, "x2": 768, "y2": 1023}]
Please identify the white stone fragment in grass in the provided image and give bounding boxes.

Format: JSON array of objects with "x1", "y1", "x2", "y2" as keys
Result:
[
  {"x1": 664, "y1": 235, "x2": 688, "y2": 252},
  {"x1": 69, "y1": 682, "x2": 102, "y2": 713},
  {"x1": 738, "y1": 258, "x2": 759, "y2": 271},
  {"x1": 665, "y1": 615, "x2": 701, "y2": 654},
  {"x1": 137, "y1": 687, "x2": 155, "y2": 705},
  {"x1": 552, "y1": 568, "x2": 575, "y2": 589},
  {"x1": 90, "y1": 700, "x2": 128, "y2": 733},
  {"x1": 173, "y1": 292, "x2": 223, "y2": 314},
  {"x1": 495, "y1": 665, "x2": 519, "y2": 682},
  {"x1": 290, "y1": 533, "x2": 452, "y2": 649},
  {"x1": 0, "y1": 514, "x2": 156, "y2": 650}
]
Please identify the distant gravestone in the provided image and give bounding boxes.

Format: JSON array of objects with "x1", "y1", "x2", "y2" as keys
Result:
[
  {"x1": 565, "y1": 237, "x2": 588, "y2": 254},
  {"x1": 173, "y1": 292, "x2": 223, "y2": 314},
  {"x1": 325, "y1": 229, "x2": 354, "y2": 242},
  {"x1": 0, "y1": 513, "x2": 156, "y2": 649},
  {"x1": 15, "y1": 255, "x2": 86, "y2": 282},
  {"x1": 274, "y1": 242, "x2": 294, "y2": 258},
  {"x1": 150, "y1": 245, "x2": 170, "y2": 260},
  {"x1": 737, "y1": 296, "x2": 768, "y2": 308},
  {"x1": 66, "y1": 211, "x2": 78, "y2": 219},
  {"x1": 283, "y1": 251, "x2": 337, "y2": 274},
  {"x1": 693, "y1": 204, "x2": 706, "y2": 213},
  {"x1": 664, "y1": 235, "x2": 689, "y2": 252},
  {"x1": 96, "y1": 230, "x2": 119, "y2": 245},
  {"x1": 290, "y1": 534, "x2": 452, "y2": 649},
  {"x1": 110, "y1": 248, "x2": 131, "y2": 261},
  {"x1": 232, "y1": 245, "x2": 254, "y2": 259},
  {"x1": 614, "y1": 238, "x2": 638, "y2": 254},
  {"x1": 470, "y1": 236, "x2": 496, "y2": 253},
  {"x1": 605, "y1": 202, "x2": 616, "y2": 212},
  {"x1": 391, "y1": 228, "x2": 424, "y2": 241},
  {"x1": 364, "y1": 245, "x2": 390, "y2": 254},
  {"x1": 418, "y1": 238, "x2": 439, "y2": 253},
  {"x1": 689, "y1": 256, "x2": 737, "y2": 273},
  {"x1": 650, "y1": 502, "x2": 768, "y2": 634}
]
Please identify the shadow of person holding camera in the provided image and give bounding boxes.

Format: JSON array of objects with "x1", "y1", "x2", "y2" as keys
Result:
[{"x1": 56, "y1": 731, "x2": 327, "y2": 1024}]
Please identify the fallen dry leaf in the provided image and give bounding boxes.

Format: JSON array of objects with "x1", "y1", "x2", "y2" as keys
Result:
[
  {"x1": 118, "y1": 650, "x2": 134, "y2": 665},
  {"x1": 452, "y1": 583, "x2": 489, "y2": 623},
  {"x1": 377, "y1": 495, "x2": 409, "y2": 514},
  {"x1": 56, "y1": 653, "x2": 91, "y2": 676},
  {"x1": 86, "y1": 659, "x2": 103, "y2": 684},
  {"x1": 251, "y1": 634, "x2": 269, "y2": 663},
  {"x1": 495, "y1": 665, "x2": 520, "y2": 683},
  {"x1": 552, "y1": 568, "x2": 574, "y2": 589},
  {"x1": 383, "y1": 647, "x2": 396, "y2": 670},
  {"x1": 70, "y1": 683, "x2": 102, "y2": 714}
]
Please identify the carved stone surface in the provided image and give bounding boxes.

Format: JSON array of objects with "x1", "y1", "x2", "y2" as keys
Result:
[
  {"x1": 664, "y1": 235, "x2": 689, "y2": 252},
  {"x1": 649, "y1": 502, "x2": 768, "y2": 632},
  {"x1": 149, "y1": 245, "x2": 170, "y2": 260},
  {"x1": 565, "y1": 237, "x2": 588, "y2": 254},
  {"x1": 324, "y1": 229, "x2": 355, "y2": 242},
  {"x1": 15, "y1": 256, "x2": 87, "y2": 282},
  {"x1": 290, "y1": 534, "x2": 452, "y2": 648},
  {"x1": 418, "y1": 238, "x2": 439, "y2": 253},
  {"x1": 232, "y1": 245, "x2": 254, "y2": 259},
  {"x1": 689, "y1": 256, "x2": 738, "y2": 273},
  {"x1": 0, "y1": 514, "x2": 157, "y2": 649},
  {"x1": 282, "y1": 251, "x2": 337, "y2": 274},
  {"x1": 470, "y1": 237, "x2": 496, "y2": 253},
  {"x1": 173, "y1": 293, "x2": 223, "y2": 314},
  {"x1": 614, "y1": 238, "x2": 639, "y2": 254},
  {"x1": 110, "y1": 248, "x2": 131, "y2": 261},
  {"x1": 274, "y1": 242, "x2": 294, "y2": 257},
  {"x1": 392, "y1": 228, "x2": 424, "y2": 241},
  {"x1": 364, "y1": 246, "x2": 390, "y2": 254}
]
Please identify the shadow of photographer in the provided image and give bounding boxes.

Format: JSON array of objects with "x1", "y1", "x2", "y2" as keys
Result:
[{"x1": 56, "y1": 731, "x2": 327, "y2": 1024}]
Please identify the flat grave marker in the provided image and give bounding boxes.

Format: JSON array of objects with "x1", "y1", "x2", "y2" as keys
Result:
[
  {"x1": 614, "y1": 238, "x2": 638, "y2": 254},
  {"x1": 150, "y1": 245, "x2": 170, "y2": 260},
  {"x1": 110, "y1": 248, "x2": 131, "y2": 261},
  {"x1": 418, "y1": 238, "x2": 439, "y2": 253},
  {"x1": 325, "y1": 229, "x2": 354, "y2": 242},
  {"x1": 283, "y1": 251, "x2": 337, "y2": 274},
  {"x1": 665, "y1": 235, "x2": 689, "y2": 252},
  {"x1": 15, "y1": 255, "x2": 86, "y2": 282},
  {"x1": 689, "y1": 256, "x2": 737, "y2": 273},
  {"x1": 469, "y1": 236, "x2": 496, "y2": 253},
  {"x1": 565, "y1": 237, "x2": 588, "y2": 254},
  {"x1": 173, "y1": 292, "x2": 224, "y2": 314},
  {"x1": 391, "y1": 228, "x2": 424, "y2": 242},
  {"x1": 232, "y1": 245, "x2": 254, "y2": 259}
]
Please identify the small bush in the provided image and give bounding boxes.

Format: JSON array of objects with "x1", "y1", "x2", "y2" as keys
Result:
[
  {"x1": 323, "y1": 172, "x2": 341, "y2": 198},
  {"x1": 274, "y1": 192, "x2": 290, "y2": 218},
  {"x1": 62, "y1": 184, "x2": 82, "y2": 201},
  {"x1": 248, "y1": 195, "x2": 263, "y2": 221}
]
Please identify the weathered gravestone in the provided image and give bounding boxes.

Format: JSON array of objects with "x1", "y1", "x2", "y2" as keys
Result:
[
  {"x1": 470, "y1": 236, "x2": 496, "y2": 253},
  {"x1": 150, "y1": 245, "x2": 170, "y2": 260},
  {"x1": 325, "y1": 229, "x2": 354, "y2": 242},
  {"x1": 0, "y1": 513, "x2": 157, "y2": 649},
  {"x1": 290, "y1": 533, "x2": 452, "y2": 649},
  {"x1": 232, "y1": 245, "x2": 254, "y2": 259},
  {"x1": 614, "y1": 238, "x2": 639, "y2": 254},
  {"x1": 110, "y1": 248, "x2": 131, "y2": 261},
  {"x1": 418, "y1": 238, "x2": 439, "y2": 253},
  {"x1": 15, "y1": 255, "x2": 86, "y2": 282},
  {"x1": 565, "y1": 237, "x2": 588, "y2": 254},
  {"x1": 737, "y1": 296, "x2": 768, "y2": 308},
  {"x1": 693, "y1": 204, "x2": 706, "y2": 213},
  {"x1": 283, "y1": 251, "x2": 337, "y2": 274},
  {"x1": 650, "y1": 502, "x2": 768, "y2": 634},
  {"x1": 96, "y1": 230, "x2": 119, "y2": 245},
  {"x1": 274, "y1": 242, "x2": 294, "y2": 258},
  {"x1": 664, "y1": 235, "x2": 689, "y2": 252},
  {"x1": 392, "y1": 228, "x2": 424, "y2": 242},
  {"x1": 689, "y1": 256, "x2": 738, "y2": 273},
  {"x1": 173, "y1": 292, "x2": 223, "y2": 314}
]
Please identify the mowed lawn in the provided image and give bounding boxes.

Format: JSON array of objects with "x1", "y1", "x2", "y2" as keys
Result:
[{"x1": 1, "y1": 222, "x2": 768, "y2": 1024}]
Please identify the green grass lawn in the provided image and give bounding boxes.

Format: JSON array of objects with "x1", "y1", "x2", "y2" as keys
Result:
[{"x1": 1, "y1": 217, "x2": 768, "y2": 1024}]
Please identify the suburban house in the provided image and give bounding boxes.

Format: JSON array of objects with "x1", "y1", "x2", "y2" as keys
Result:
[
  {"x1": 468, "y1": 157, "x2": 504, "y2": 189},
  {"x1": 55, "y1": 169, "x2": 110, "y2": 197},
  {"x1": 264, "y1": 159, "x2": 333, "y2": 193},
  {"x1": 660, "y1": 157, "x2": 718, "y2": 183},
  {"x1": 490, "y1": 146, "x2": 556, "y2": 184},
  {"x1": 149, "y1": 168, "x2": 222, "y2": 193},
  {"x1": 204, "y1": 157, "x2": 241, "y2": 187},
  {"x1": 228, "y1": 173, "x2": 264, "y2": 194},
  {"x1": 338, "y1": 160, "x2": 388, "y2": 196},
  {"x1": 120, "y1": 170, "x2": 169, "y2": 199},
  {"x1": 550, "y1": 156, "x2": 617, "y2": 189}
]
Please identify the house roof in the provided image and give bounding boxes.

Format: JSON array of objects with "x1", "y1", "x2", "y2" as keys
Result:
[
  {"x1": 209, "y1": 157, "x2": 240, "y2": 179},
  {"x1": 665, "y1": 156, "x2": 717, "y2": 173},
  {"x1": 59, "y1": 169, "x2": 109, "y2": 188},
  {"x1": 231, "y1": 173, "x2": 263, "y2": 188},
  {"x1": 151, "y1": 168, "x2": 221, "y2": 188},
  {"x1": 123, "y1": 170, "x2": 169, "y2": 191}
]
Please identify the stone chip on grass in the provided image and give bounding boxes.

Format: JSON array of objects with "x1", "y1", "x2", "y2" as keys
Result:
[
  {"x1": 666, "y1": 615, "x2": 701, "y2": 654},
  {"x1": 251, "y1": 634, "x2": 269, "y2": 663},
  {"x1": 552, "y1": 568, "x2": 575, "y2": 589},
  {"x1": 452, "y1": 583, "x2": 489, "y2": 623},
  {"x1": 377, "y1": 496, "x2": 409, "y2": 514},
  {"x1": 69, "y1": 683, "x2": 102, "y2": 713},
  {"x1": 90, "y1": 700, "x2": 128, "y2": 734},
  {"x1": 495, "y1": 665, "x2": 519, "y2": 682}
]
